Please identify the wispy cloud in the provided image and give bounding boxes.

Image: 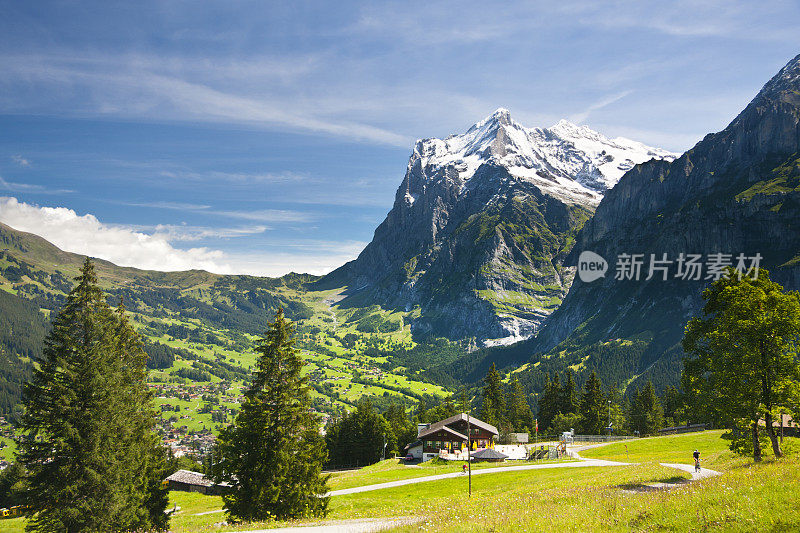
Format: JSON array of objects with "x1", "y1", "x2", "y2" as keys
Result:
[
  {"x1": 569, "y1": 90, "x2": 633, "y2": 124},
  {"x1": 159, "y1": 170, "x2": 308, "y2": 183},
  {"x1": 149, "y1": 223, "x2": 269, "y2": 240},
  {"x1": 125, "y1": 201, "x2": 212, "y2": 211},
  {"x1": 575, "y1": 0, "x2": 799, "y2": 42},
  {"x1": 0, "y1": 176, "x2": 73, "y2": 194},
  {"x1": 210, "y1": 208, "x2": 314, "y2": 223},
  {"x1": 0, "y1": 53, "x2": 412, "y2": 147},
  {"x1": 11, "y1": 155, "x2": 30, "y2": 167},
  {"x1": 119, "y1": 199, "x2": 313, "y2": 223}
]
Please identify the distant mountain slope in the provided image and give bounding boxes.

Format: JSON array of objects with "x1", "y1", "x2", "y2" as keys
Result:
[
  {"x1": 508, "y1": 52, "x2": 800, "y2": 393},
  {"x1": 0, "y1": 290, "x2": 46, "y2": 416},
  {"x1": 322, "y1": 109, "x2": 676, "y2": 345},
  {"x1": 0, "y1": 221, "x2": 316, "y2": 330},
  {"x1": 0, "y1": 222, "x2": 452, "y2": 420}
]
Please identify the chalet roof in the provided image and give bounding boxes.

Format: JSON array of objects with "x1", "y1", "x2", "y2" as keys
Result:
[
  {"x1": 419, "y1": 413, "x2": 499, "y2": 439},
  {"x1": 472, "y1": 448, "x2": 508, "y2": 460},
  {"x1": 165, "y1": 470, "x2": 215, "y2": 487},
  {"x1": 403, "y1": 440, "x2": 422, "y2": 452},
  {"x1": 418, "y1": 424, "x2": 468, "y2": 440}
]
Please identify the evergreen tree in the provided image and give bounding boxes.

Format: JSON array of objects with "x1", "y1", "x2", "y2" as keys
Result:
[
  {"x1": 425, "y1": 396, "x2": 458, "y2": 422},
  {"x1": 383, "y1": 403, "x2": 416, "y2": 454},
  {"x1": 211, "y1": 309, "x2": 329, "y2": 521},
  {"x1": 661, "y1": 385, "x2": 684, "y2": 426},
  {"x1": 537, "y1": 373, "x2": 561, "y2": 433},
  {"x1": 560, "y1": 371, "x2": 579, "y2": 414},
  {"x1": 18, "y1": 259, "x2": 169, "y2": 532},
  {"x1": 325, "y1": 399, "x2": 394, "y2": 466},
  {"x1": 505, "y1": 376, "x2": 534, "y2": 432},
  {"x1": 629, "y1": 381, "x2": 665, "y2": 435},
  {"x1": 683, "y1": 268, "x2": 800, "y2": 461},
  {"x1": 457, "y1": 389, "x2": 472, "y2": 415},
  {"x1": 0, "y1": 461, "x2": 25, "y2": 508},
  {"x1": 605, "y1": 385, "x2": 626, "y2": 434},
  {"x1": 578, "y1": 372, "x2": 607, "y2": 435},
  {"x1": 480, "y1": 363, "x2": 506, "y2": 428}
]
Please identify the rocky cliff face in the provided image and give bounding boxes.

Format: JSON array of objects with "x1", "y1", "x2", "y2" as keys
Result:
[
  {"x1": 323, "y1": 109, "x2": 675, "y2": 344},
  {"x1": 528, "y1": 53, "x2": 800, "y2": 388}
]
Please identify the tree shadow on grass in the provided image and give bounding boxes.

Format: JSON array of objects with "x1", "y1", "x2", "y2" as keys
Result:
[{"x1": 616, "y1": 475, "x2": 689, "y2": 493}]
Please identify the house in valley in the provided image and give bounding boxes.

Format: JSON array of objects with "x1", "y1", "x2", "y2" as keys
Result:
[
  {"x1": 414, "y1": 413, "x2": 499, "y2": 461},
  {"x1": 164, "y1": 470, "x2": 229, "y2": 495}
]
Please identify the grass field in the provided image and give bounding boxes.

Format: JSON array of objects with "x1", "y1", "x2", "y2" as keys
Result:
[
  {"x1": 579, "y1": 430, "x2": 735, "y2": 466},
  {"x1": 327, "y1": 457, "x2": 574, "y2": 491},
  {"x1": 168, "y1": 431, "x2": 800, "y2": 532},
  {"x1": 4, "y1": 432, "x2": 799, "y2": 531}
]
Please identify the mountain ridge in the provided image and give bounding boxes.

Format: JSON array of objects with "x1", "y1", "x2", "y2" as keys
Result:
[
  {"x1": 505, "y1": 52, "x2": 800, "y2": 394},
  {"x1": 322, "y1": 110, "x2": 676, "y2": 345}
]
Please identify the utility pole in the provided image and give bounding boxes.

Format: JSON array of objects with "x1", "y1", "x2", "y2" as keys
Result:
[
  {"x1": 607, "y1": 400, "x2": 612, "y2": 439},
  {"x1": 781, "y1": 412, "x2": 785, "y2": 444},
  {"x1": 466, "y1": 410, "x2": 472, "y2": 497}
]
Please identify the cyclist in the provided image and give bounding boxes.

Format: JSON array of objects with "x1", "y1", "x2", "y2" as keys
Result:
[{"x1": 693, "y1": 449, "x2": 701, "y2": 472}]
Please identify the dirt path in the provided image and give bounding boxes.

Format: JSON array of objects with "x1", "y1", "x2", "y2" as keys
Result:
[
  {"x1": 226, "y1": 516, "x2": 423, "y2": 533},
  {"x1": 326, "y1": 458, "x2": 632, "y2": 497},
  {"x1": 222, "y1": 460, "x2": 722, "y2": 531},
  {"x1": 660, "y1": 462, "x2": 721, "y2": 480}
]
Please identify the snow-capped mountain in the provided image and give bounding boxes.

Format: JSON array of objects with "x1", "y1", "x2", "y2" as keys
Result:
[
  {"x1": 322, "y1": 109, "x2": 677, "y2": 345},
  {"x1": 406, "y1": 108, "x2": 677, "y2": 207}
]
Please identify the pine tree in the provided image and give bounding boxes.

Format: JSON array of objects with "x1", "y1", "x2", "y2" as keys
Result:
[
  {"x1": 18, "y1": 258, "x2": 169, "y2": 532},
  {"x1": 457, "y1": 389, "x2": 471, "y2": 414},
  {"x1": 211, "y1": 309, "x2": 329, "y2": 521},
  {"x1": 537, "y1": 373, "x2": 561, "y2": 433},
  {"x1": 383, "y1": 403, "x2": 416, "y2": 454},
  {"x1": 480, "y1": 363, "x2": 506, "y2": 428},
  {"x1": 505, "y1": 376, "x2": 534, "y2": 432},
  {"x1": 629, "y1": 381, "x2": 665, "y2": 435},
  {"x1": 560, "y1": 371, "x2": 579, "y2": 414},
  {"x1": 661, "y1": 385, "x2": 684, "y2": 426},
  {"x1": 578, "y1": 372, "x2": 607, "y2": 435},
  {"x1": 325, "y1": 399, "x2": 394, "y2": 466}
]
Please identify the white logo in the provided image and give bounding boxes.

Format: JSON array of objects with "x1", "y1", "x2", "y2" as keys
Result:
[{"x1": 578, "y1": 251, "x2": 608, "y2": 283}]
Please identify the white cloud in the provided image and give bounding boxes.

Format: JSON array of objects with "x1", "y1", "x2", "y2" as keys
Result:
[
  {"x1": 0, "y1": 197, "x2": 363, "y2": 276},
  {"x1": 126, "y1": 201, "x2": 212, "y2": 211},
  {"x1": 0, "y1": 177, "x2": 73, "y2": 194},
  {"x1": 147, "y1": 224, "x2": 270, "y2": 241},
  {"x1": 0, "y1": 53, "x2": 412, "y2": 147},
  {"x1": 11, "y1": 155, "x2": 30, "y2": 167},
  {"x1": 119, "y1": 199, "x2": 314, "y2": 223},
  {"x1": 159, "y1": 170, "x2": 308, "y2": 183},
  {"x1": 568, "y1": 90, "x2": 633, "y2": 124},
  {"x1": 211, "y1": 208, "x2": 313, "y2": 223}
]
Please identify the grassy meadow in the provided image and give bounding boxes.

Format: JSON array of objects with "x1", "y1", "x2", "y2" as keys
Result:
[{"x1": 3, "y1": 430, "x2": 799, "y2": 531}]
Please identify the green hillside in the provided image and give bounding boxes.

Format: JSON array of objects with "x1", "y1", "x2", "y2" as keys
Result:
[{"x1": 0, "y1": 222, "x2": 451, "y2": 460}]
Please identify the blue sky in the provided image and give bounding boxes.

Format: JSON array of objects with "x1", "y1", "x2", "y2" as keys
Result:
[{"x1": 0, "y1": 1, "x2": 798, "y2": 276}]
